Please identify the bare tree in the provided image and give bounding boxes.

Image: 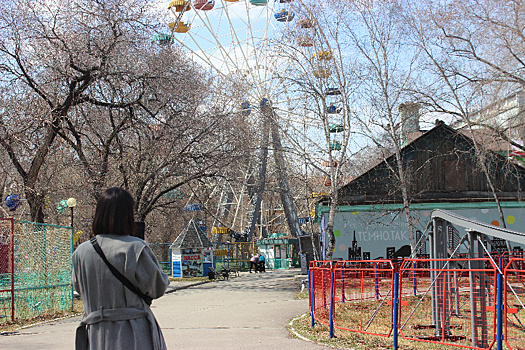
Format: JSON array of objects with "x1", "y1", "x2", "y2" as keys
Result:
[
  {"x1": 269, "y1": 1, "x2": 360, "y2": 259},
  {"x1": 404, "y1": 0, "x2": 525, "y2": 251},
  {"x1": 331, "y1": 0, "x2": 421, "y2": 251},
  {"x1": 0, "y1": 0, "x2": 160, "y2": 221}
]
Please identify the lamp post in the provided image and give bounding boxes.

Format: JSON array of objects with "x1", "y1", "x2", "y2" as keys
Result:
[{"x1": 67, "y1": 197, "x2": 77, "y2": 235}]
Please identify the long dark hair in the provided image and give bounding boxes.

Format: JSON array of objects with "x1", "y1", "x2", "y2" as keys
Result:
[{"x1": 92, "y1": 187, "x2": 136, "y2": 236}]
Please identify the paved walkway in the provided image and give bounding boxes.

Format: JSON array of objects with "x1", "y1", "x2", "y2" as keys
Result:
[{"x1": 0, "y1": 268, "x2": 331, "y2": 350}]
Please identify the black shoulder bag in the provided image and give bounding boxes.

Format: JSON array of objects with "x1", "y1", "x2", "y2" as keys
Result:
[{"x1": 90, "y1": 237, "x2": 153, "y2": 306}]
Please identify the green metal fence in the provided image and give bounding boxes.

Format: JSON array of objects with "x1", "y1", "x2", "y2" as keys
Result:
[
  {"x1": 267, "y1": 258, "x2": 293, "y2": 269},
  {"x1": 213, "y1": 242, "x2": 256, "y2": 271},
  {"x1": 214, "y1": 258, "x2": 251, "y2": 271},
  {"x1": 0, "y1": 220, "x2": 72, "y2": 323},
  {"x1": 149, "y1": 243, "x2": 172, "y2": 276}
]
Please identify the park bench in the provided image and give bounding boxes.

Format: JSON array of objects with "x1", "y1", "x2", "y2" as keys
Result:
[
  {"x1": 208, "y1": 267, "x2": 239, "y2": 281},
  {"x1": 207, "y1": 267, "x2": 230, "y2": 281}
]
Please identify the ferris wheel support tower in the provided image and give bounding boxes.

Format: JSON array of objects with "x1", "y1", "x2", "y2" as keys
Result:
[
  {"x1": 162, "y1": 0, "x2": 310, "y2": 241},
  {"x1": 246, "y1": 100, "x2": 302, "y2": 241}
]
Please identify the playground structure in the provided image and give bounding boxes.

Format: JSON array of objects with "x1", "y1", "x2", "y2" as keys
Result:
[
  {"x1": 0, "y1": 218, "x2": 72, "y2": 324},
  {"x1": 309, "y1": 210, "x2": 525, "y2": 349}
]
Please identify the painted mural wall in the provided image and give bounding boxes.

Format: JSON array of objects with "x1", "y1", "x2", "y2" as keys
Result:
[{"x1": 322, "y1": 203, "x2": 525, "y2": 260}]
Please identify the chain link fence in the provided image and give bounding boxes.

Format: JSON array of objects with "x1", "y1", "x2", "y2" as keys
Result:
[
  {"x1": 0, "y1": 219, "x2": 72, "y2": 323},
  {"x1": 0, "y1": 219, "x2": 14, "y2": 322}
]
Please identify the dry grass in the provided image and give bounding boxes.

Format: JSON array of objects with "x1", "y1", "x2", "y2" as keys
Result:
[
  {"x1": 292, "y1": 286, "x2": 470, "y2": 350},
  {"x1": 0, "y1": 299, "x2": 83, "y2": 334},
  {"x1": 290, "y1": 313, "x2": 453, "y2": 350}
]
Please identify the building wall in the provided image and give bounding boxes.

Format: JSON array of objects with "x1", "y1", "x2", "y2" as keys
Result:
[
  {"x1": 338, "y1": 123, "x2": 525, "y2": 204},
  {"x1": 458, "y1": 91, "x2": 525, "y2": 142},
  {"x1": 320, "y1": 202, "x2": 525, "y2": 260}
]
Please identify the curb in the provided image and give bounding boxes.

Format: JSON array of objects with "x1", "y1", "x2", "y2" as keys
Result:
[
  {"x1": 165, "y1": 280, "x2": 211, "y2": 294},
  {"x1": 288, "y1": 313, "x2": 315, "y2": 343},
  {"x1": 288, "y1": 313, "x2": 351, "y2": 350}
]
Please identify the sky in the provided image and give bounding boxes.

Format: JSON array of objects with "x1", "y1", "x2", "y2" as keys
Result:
[{"x1": 154, "y1": 0, "x2": 341, "y2": 154}]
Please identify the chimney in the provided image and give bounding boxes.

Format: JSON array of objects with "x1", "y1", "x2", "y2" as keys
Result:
[{"x1": 399, "y1": 102, "x2": 421, "y2": 145}]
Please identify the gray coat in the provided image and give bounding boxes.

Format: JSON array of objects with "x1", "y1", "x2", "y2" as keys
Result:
[{"x1": 73, "y1": 234, "x2": 169, "y2": 350}]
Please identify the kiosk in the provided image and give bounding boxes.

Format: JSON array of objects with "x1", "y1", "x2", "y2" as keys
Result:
[
  {"x1": 170, "y1": 220, "x2": 213, "y2": 278},
  {"x1": 256, "y1": 234, "x2": 299, "y2": 269}
]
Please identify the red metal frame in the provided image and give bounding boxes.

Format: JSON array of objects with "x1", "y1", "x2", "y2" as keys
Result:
[
  {"x1": 399, "y1": 258, "x2": 497, "y2": 350},
  {"x1": 0, "y1": 218, "x2": 15, "y2": 322},
  {"x1": 309, "y1": 261, "x2": 333, "y2": 328},
  {"x1": 309, "y1": 256, "x2": 525, "y2": 350},
  {"x1": 503, "y1": 258, "x2": 525, "y2": 350},
  {"x1": 309, "y1": 260, "x2": 395, "y2": 337}
]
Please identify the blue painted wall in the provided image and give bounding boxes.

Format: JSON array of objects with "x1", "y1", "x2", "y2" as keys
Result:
[{"x1": 172, "y1": 260, "x2": 182, "y2": 277}]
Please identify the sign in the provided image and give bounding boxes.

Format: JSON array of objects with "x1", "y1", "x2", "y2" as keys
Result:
[
  {"x1": 257, "y1": 239, "x2": 299, "y2": 245},
  {"x1": 183, "y1": 255, "x2": 201, "y2": 261},
  {"x1": 214, "y1": 249, "x2": 231, "y2": 257},
  {"x1": 181, "y1": 248, "x2": 203, "y2": 277}
]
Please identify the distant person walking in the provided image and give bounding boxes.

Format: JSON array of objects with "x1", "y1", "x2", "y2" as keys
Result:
[
  {"x1": 258, "y1": 254, "x2": 266, "y2": 272},
  {"x1": 73, "y1": 187, "x2": 169, "y2": 350},
  {"x1": 250, "y1": 253, "x2": 260, "y2": 273}
]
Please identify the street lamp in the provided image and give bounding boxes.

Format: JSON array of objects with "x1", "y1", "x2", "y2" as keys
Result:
[{"x1": 67, "y1": 197, "x2": 77, "y2": 236}]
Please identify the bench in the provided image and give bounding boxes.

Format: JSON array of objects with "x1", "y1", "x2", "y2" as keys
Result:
[{"x1": 208, "y1": 267, "x2": 231, "y2": 281}]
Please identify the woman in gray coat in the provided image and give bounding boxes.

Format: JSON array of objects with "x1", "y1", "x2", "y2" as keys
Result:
[{"x1": 73, "y1": 187, "x2": 169, "y2": 350}]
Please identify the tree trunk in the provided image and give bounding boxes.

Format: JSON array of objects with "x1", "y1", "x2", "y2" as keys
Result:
[
  {"x1": 324, "y1": 200, "x2": 337, "y2": 260},
  {"x1": 25, "y1": 189, "x2": 45, "y2": 223}
]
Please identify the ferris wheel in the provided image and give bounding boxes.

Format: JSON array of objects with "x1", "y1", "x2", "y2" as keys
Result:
[{"x1": 154, "y1": 0, "x2": 345, "y2": 241}]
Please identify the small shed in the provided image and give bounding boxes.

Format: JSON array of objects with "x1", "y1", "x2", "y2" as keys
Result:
[{"x1": 170, "y1": 220, "x2": 213, "y2": 278}]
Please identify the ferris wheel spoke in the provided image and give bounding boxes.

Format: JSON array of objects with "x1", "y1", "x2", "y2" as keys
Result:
[
  {"x1": 281, "y1": 121, "x2": 326, "y2": 153},
  {"x1": 164, "y1": 0, "x2": 339, "y2": 238},
  {"x1": 226, "y1": 5, "x2": 266, "y2": 97}
]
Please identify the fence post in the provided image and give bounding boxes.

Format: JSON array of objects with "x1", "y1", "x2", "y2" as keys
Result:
[
  {"x1": 341, "y1": 264, "x2": 345, "y2": 303},
  {"x1": 10, "y1": 219, "x2": 15, "y2": 321},
  {"x1": 412, "y1": 261, "x2": 416, "y2": 296},
  {"x1": 329, "y1": 267, "x2": 335, "y2": 338},
  {"x1": 309, "y1": 267, "x2": 315, "y2": 328},
  {"x1": 393, "y1": 272, "x2": 400, "y2": 350},
  {"x1": 375, "y1": 262, "x2": 379, "y2": 299},
  {"x1": 496, "y1": 273, "x2": 503, "y2": 350}
]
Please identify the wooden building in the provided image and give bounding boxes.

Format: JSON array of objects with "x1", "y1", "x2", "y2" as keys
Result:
[
  {"x1": 339, "y1": 121, "x2": 525, "y2": 205},
  {"x1": 318, "y1": 121, "x2": 525, "y2": 260}
]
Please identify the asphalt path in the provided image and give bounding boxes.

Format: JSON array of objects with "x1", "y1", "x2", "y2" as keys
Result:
[{"x1": 0, "y1": 268, "x2": 331, "y2": 349}]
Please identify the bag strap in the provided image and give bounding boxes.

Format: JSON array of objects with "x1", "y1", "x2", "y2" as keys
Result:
[{"x1": 90, "y1": 237, "x2": 153, "y2": 306}]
